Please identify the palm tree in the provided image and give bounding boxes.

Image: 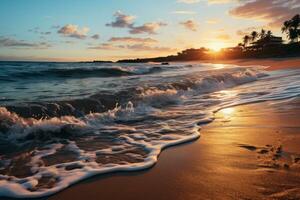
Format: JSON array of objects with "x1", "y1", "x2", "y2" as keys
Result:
[
  {"x1": 282, "y1": 14, "x2": 300, "y2": 43},
  {"x1": 260, "y1": 29, "x2": 266, "y2": 39},
  {"x1": 251, "y1": 31, "x2": 258, "y2": 41},
  {"x1": 238, "y1": 43, "x2": 244, "y2": 48},
  {"x1": 282, "y1": 21, "x2": 289, "y2": 33},
  {"x1": 243, "y1": 35, "x2": 250, "y2": 47},
  {"x1": 266, "y1": 30, "x2": 273, "y2": 38}
]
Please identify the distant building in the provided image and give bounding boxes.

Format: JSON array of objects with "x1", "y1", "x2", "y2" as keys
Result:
[{"x1": 247, "y1": 36, "x2": 284, "y2": 51}]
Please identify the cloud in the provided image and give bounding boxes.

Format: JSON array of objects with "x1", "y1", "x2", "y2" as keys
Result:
[
  {"x1": 28, "y1": 27, "x2": 51, "y2": 35},
  {"x1": 88, "y1": 43, "x2": 175, "y2": 52},
  {"x1": 64, "y1": 41, "x2": 75, "y2": 44},
  {"x1": 216, "y1": 34, "x2": 231, "y2": 40},
  {"x1": 106, "y1": 11, "x2": 167, "y2": 34},
  {"x1": 88, "y1": 35, "x2": 171, "y2": 52},
  {"x1": 28, "y1": 27, "x2": 40, "y2": 33},
  {"x1": 171, "y1": 10, "x2": 197, "y2": 15},
  {"x1": 106, "y1": 11, "x2": 135, "y2": 28},
  {"x1": 40, "y1": 31, "x2": 51, "y2": 35},
  {"x1": 51, "y1": 25, "x2": 60, "y2": 29},
  {"x1": 57, "y1": 24, "x2": 90, "y2": 39},
  {"x1": 91, "y1": 34, "x2": 100, "y2": 40},
  {"x1": 124, "y1": 44, "x2": 176, "y2": 52},
  {"x1": 129, "y1": 22, "x2": 167, "y2": 34},
  {"x1": 177, "y1": 0, "x2": 234, "y2": 4},
  {"x1": 207, "y1": 0, "x2": 235, "y2": 4},
  {"x1": 88, "y1": 43, "x2": 119, "y2": 50},
  {"x1": 180, "y1": 20, "x2": 198, "y2": 31},
  {"x1": 229, "y1": 0, "x2": 300, "y2": 27},
  {"x1": 0, "y1": 36, "x2": 51, "y2": 49},
  {"x1": 108, "y1": 37, "x2": 158, "y2": 43},
  {"x1": 177, "y1": 0, "x2": 201, "y2": 4}
]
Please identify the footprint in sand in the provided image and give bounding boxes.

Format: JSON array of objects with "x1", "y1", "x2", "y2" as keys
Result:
[{"x1": 237, "y1": 143, "x2": 295, "y2": 170}]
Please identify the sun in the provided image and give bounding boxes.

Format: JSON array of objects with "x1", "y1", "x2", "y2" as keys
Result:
[{"x1": 209, "y1": 42, "x2": 226, "y2": 52}]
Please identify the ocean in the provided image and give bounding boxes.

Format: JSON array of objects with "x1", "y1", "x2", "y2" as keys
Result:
[{"x1": 0, "y1": 61, "x2": 300, "y2": 198}]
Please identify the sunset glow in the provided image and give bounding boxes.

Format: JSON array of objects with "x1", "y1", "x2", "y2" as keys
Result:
[{"x1": 209, "y1": 42, "x2": 226, "y2": 52}]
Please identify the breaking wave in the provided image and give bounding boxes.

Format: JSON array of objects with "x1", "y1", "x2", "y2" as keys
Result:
[
  {"x1": 5, "y1": 68, "x2": 265, "y2": 118},
  {"x1": 8, "y1": 66, "x2": 163, "y2": 80}
]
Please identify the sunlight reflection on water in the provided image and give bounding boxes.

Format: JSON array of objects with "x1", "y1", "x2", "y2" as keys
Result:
[{"x1": 221, "y1": 107, "x2": 235, "y2": 117}]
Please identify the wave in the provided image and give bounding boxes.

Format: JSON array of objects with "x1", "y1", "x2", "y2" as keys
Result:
[
  {"x1": 4, "y1": 68, "x2": 266, "y2": 119},
  {"x1": 16, "y1": 67, "x2": 134, "y2": 79},
  {"x1": 6, "y1": 66, "x2": 164, "y2": 81}
]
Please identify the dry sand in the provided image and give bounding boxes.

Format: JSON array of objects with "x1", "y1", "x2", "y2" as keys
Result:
[{"x1": 45, "y1": 97, "x2": 300, "y2": 200}]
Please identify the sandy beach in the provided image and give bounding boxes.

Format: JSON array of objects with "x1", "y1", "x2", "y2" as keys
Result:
[
  {"x1": 44, "y1": 64, "x2": 300, "y2": 200},
  {"x1": 206, "y1": 57, "x2": 300, "y2": 71}
]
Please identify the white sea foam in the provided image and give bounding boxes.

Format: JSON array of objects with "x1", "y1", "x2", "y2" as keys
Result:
[{"x1": 0, "y1": 108, "x2": 200, "y2": 198}]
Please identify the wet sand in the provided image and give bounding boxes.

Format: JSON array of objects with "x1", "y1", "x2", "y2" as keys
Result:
[
  {"x1": 44, "y1": 97, "x2": 300, "y2": 200},
  {"x1": 206, "y1": 57, "x2": 300, "y2": 71}
]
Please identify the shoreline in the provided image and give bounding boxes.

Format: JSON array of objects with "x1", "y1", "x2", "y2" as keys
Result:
[
  {"x1": 202, "y1": 57, "x2": 300, "y2": 71},
  {"x1": 45, "y1": 97, "x2": 300, "y2": 200}
]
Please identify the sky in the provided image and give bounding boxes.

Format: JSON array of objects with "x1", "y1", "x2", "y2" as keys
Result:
[{"x1": 0, "y1": 0, "x2": 299, "y2": 61}]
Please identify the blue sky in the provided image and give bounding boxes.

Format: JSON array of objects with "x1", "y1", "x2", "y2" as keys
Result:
[{"x1": 0, "y1": 0, "x2": 298, "y2": 61}]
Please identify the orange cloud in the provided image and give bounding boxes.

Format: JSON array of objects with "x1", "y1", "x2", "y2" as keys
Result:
[
  {"x1": 108, "y1": 37, "x2": 158, "y2": 43},
  {"x1": 88, "y1": 43, "x2": 175, "y2": 52},
  {"x1": 180, "y1": 20, "x2": 198, "y2": 31},
  {"x1": 230, "y1": 0, "x2": 300, "y2": 27}
]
